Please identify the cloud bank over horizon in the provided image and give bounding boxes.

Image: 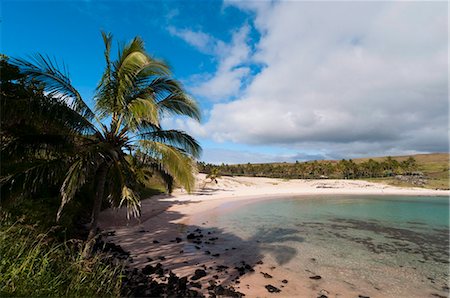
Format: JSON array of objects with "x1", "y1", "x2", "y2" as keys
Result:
[{"x1": 169, "y1": 1, "x2": 448, "y2": 163}]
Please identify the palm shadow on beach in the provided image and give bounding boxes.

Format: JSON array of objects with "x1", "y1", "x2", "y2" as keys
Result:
[{"x1": 99, "y1": 196, "x2": 304, "y2": 290}]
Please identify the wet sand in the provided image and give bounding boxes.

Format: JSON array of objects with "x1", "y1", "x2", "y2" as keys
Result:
[{"x1": 99, "y1": 175, "x2": 449, "y2": 297}]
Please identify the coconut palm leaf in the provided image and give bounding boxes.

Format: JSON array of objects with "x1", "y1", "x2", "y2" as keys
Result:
[
  {"x1": 125, "y1": 97, "x2": 159, "y2": 128},
  {"x1": 0, "y1": 158, "x2": 68, "y2": 204},
  {"x1": 95, "y1": 32, "x2": 114, "y2": 116},
  {"x1": 139, "y1": 127, "x2": 202, "y2": 158},
  {"x1": 106, "y1": 158, "x2": 141, "y2": 219},
  {"x1": 139, "y1": 140, "x2": 196, "y2": 192},
  {"x1": 11, "y1": 55, "x2": 96, "y2": 121},
  {"x1": 58, "y1": 156, "x2": 95, "y2": 221},
  {"x1": 157, "y1": 92, "x2": 201, "y2": 121},
  {"x1": 4, "y1": 32, "x2": 202, "y2": 247}
]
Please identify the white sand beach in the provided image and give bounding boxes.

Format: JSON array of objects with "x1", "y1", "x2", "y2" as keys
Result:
[{"x1": 99, "y1": 175, "x2": 449, "y2": 297}]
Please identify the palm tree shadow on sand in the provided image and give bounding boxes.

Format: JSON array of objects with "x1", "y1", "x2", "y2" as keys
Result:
[{"x1": 99, "y1": 196, "x2": 304, "y2": 291}]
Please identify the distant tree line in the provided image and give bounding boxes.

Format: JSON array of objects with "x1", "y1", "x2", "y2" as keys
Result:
[{"x1": 198, "y1": 156, "x2": 419, "y2": 180}]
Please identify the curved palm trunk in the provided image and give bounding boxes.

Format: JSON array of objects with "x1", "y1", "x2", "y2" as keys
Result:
[{"x1": 83, "y1": 163, "x2": 108, "y2": 257}]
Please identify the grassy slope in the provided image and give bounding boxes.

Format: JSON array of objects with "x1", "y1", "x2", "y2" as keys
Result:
[
  {"x1": 357, "y1": 153, "x2": 449, "y2": 190},
  {"x1": 0, "y1": 181, "x2": 165, "y2": 296},
  {"x1": 0, "y1": 198, "x2": 123, "y2": 297},
  {"x1": 238, "y1": 153, "x2": 449, "y2": 190}
]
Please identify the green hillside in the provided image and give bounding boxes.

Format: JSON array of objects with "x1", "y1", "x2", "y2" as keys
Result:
[
  {"x1": 198, "y1": 153, "x2": 449, "y2": 190},
  {"x1": 361, "y1": 153, "x2": 449, "y2": 190}
]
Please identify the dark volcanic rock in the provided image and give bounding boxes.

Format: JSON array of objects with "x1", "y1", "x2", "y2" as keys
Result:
[
  {"x1": 210, "y1": 285, "x2": 245, "y2": 297},
  {"x1": 154, "y1": 263, "x2": 164, "y2": 276},
  {"x1": 265, "y1": 284, "x2": 281, "y2": 293},
  {"x1": 216, "y1": 265, "x2": 229, "y2": 271},
  {"x1": 106, "y1": 230, "x2": 116, "y2": 236},
  {"x1": 93, "y1": 240, "x2": 130, "y2": 259},
  {"x1": 122, "y1": 264, "x2": 203, "y2": 297},
  {"x1": 281, "y1": 279, "x2": 288, "y2": 284},
  {"x1": 261, "y1": 272, "x2": 273, "y2": 278},
  {"x1": 142, "y1": 265, "x2": 155, "y2": 275},
  {"x1": 104, "y1": 239, "x2": 240, "y2": 298},
  {"x1": 176, "y1": 237, "x2": 182, "y2": 243},
  {"x1": 190, "y1": 282, "x2": 202, "y2": 289},
  {"x1": 191, "y1": 269, "x2": 207, "y2": 280},
  {"x1": 309, "y1": 275, "x2": 322, "y2": 280}
]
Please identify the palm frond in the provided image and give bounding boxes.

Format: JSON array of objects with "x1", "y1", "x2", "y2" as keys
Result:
[
  {"x1": 2, "y1": 93, "x2": 97, "y2": 136},
  {"x1": 126, "y1": 97, "x2": 159, "y2": 128},
  {"x1": 11, "y1": 55, "x2": 96, "y2": 120},
  {"x1": 57, "y1": 158, "x2": 91, "y2": 221},
  {"x1": 106, "y1": 159, "x2": 141, "y2": 219},
  {"x1": 139, "y1": 140, "x2": 196, "y2": 192},
  {"x1": 148, "y1": 161, "x2": 174, "y2": 193},
  {"x1": 120, "y1": 186, "x2": 141, "y2": 219},
  {"x1": 116, "y1": 55, "x2": 170, "y2": 107},
  {"x1": 0, "y1": 158, "x2": 67, "y2": 205},
  {"x1": 157, "y1": 92, "x2": 201, "y2": 121},
  {"x1": 147, "y1": 77, "x2": 183, "y2": 95},
  {"x1": 95, "y1": 32, "x2": 114, "y2": 118},
  {"x1": 139, "y1": 127, "x2": 202, "y2": 158}
]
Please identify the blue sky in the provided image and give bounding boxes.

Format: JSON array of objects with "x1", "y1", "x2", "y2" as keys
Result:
[{"x1": 2, "y1": 1, "x2": 448, "y2": 164}]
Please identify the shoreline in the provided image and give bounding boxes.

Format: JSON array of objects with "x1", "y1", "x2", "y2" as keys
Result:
[{"x1": 99, "y1": 175, "x2": 449, "y2": 297}]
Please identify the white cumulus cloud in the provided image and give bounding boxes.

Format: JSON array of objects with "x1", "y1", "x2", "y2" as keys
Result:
[
  {"x1": 169, "y1": 24, "x2": 253, "y2": 101},
  {"x1": 201, "y1": 1, "x2": 448, "y2": 157}
]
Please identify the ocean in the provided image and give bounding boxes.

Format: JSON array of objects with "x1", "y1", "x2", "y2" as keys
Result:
[{"x1": 203, "y1": 195, "x2": 449, "y2": 297}]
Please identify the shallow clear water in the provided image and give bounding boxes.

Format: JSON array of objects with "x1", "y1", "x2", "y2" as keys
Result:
[{"x1": 208, "y1": 195, "x2": 450, "y2": 295}]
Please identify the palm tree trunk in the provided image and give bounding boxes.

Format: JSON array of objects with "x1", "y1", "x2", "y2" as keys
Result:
[{"x1": 83, "y1": 163, "x2": 108, "y2": 257}]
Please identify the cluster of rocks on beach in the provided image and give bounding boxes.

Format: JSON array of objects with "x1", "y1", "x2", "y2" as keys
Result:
[{"x1": 95, "y1": 227, "x2": 379, "y2": 298}]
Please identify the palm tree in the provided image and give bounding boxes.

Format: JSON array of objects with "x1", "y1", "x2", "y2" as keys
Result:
[
  {"x1": 203, "y1": 167, "x2": 221, "y2": 188},
  {"x1": 5, "y1": 32, "x2": 202, "y2": 249}
]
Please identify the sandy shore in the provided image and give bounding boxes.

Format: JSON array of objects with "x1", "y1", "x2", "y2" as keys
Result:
[{"x1": 99, "y1": 175, "x2": 449, "y2": 297}]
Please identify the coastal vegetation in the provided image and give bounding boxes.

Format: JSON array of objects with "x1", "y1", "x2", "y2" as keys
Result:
[
  {"x1": 0, "y1": 219, "x2": 123, "y2": 296},
  {"x1": 0, "y1": 32, "x2": 201, "y2": 295},
  {"x1": 198, "y1": 153, "x2": 449, "y2": 189}
]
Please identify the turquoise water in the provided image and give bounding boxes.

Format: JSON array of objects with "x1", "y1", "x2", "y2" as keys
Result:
[
  {"x1": 208, "y1": 195, "x2": 450, "y2": 296},
  {"x1": 223, "y1": 195, "x2": 449, "y2": 228}
]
